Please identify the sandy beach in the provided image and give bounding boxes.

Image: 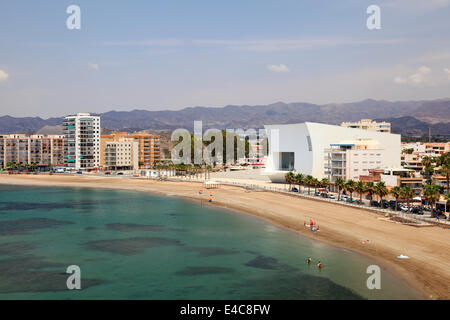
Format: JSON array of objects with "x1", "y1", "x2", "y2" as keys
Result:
[{"x1": 1, "y1": 174, "x2": 449, "y2": 299}]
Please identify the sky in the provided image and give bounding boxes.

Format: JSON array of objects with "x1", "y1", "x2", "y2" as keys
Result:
[{"x1": 0, "y1": 0, "x2": 450, "y2": 118}]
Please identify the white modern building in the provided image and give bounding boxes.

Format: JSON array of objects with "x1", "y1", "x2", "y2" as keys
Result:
[
  {"x1": 63, "y1": 113, "x2": 101, "y2": 170},
  {"x1": 264, "y1": 122, "x2": 401, "y2": 182}
]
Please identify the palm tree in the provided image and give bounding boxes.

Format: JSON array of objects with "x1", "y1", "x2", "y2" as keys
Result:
[
  {"x1": 285, "y1": 171, "x2": 295, "y2": 190},
  {"x1": 305, "y1": 175, "x2": 314, "y2": 195},
  {"x1": 375, "y1": 182, "x2": 388, "y2": 204},
  {"x1": 312, "y1": 178, "x2": 320, "y2": 194},
  {"x1": 344, "y1": 180, "x2": 356, "y2": 202},
  {"x1": 435, "y1": 152, "x2": 450, "y2": 194},
  {"x1": 334, "y1": 177, "x2": 345, "y2": 201},
  {"x1": 295, "y1": 173, "x2": 304, "y2": 192},
  {"x1": 401, "y1": 185, "x2": 414, "y2": 211},
  {"x1": 6, "y1": 161, "x2": 14, "y2": 171},
  {"x1": 440, "y1": 164, "x2": 450, "y2": 195},
  {"x1": 320, "y1": 178, "x2": 330, "y2": 192},
  {"x1": 365, "y1": 182, "x2": 375, "y2": 202},
  {"x1": 421, "y1": 156, "x2": 435, "y2": 185},
  {"x1": 355, "y1": 181, "x2": 366, "y2": 204},
  {"x1": 424, "y1": 184, "x2": 441, "y2": 212},
  {"x1": 390, "y1": 186, "x2": 402, "y2": 211}
]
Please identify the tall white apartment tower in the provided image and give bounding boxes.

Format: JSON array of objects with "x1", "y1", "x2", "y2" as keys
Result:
[{"x1": 64, "y1": 113, "x2": 101, "y2": 170}]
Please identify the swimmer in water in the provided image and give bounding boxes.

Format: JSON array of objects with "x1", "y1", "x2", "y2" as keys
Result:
[
  {"x1": 307, "y1": 257, "x2": 312, "y2": 264},
  {"x1": 317, "y1": 261, "x2": 323, "y2": 269}
]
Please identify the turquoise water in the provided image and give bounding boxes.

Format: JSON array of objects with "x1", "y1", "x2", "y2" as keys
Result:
[{"x1": 0, "y1": 184, "x2": 420, "y2": 300}]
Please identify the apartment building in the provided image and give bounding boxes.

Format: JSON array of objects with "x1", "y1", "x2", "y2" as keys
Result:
[
  {"x1": 341, "y1": 119, "x2": 391, "y2": 133},
  {"x1": 101, "y1": 131, "x2": 160, "y2": 169},
  {"x1": 401, "y1": 153, "x2": 424, "y2": 174},
  {"x1": 324, "y1": 139, "x2": 387, "y2": 182},
  {"x1": 423, "y1": 142, "x2": 450, "y2": 157},
  {"x1": 63, "y1": 113, "x2": 101, "y2": 170},
  {"x1": 100, "y1": 132, "x2": 139, "y2": 170},
  {"x1": 133, "y1": 131, "x2": 161, "y2": 168},
  {"x1": 0, "y1": 134, "x2": 65, "y2": 169}
]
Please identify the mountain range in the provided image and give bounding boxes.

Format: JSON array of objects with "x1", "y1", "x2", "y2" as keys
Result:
[{"x1": 1, "y1": 98, "x2": 449, "y2": 137}]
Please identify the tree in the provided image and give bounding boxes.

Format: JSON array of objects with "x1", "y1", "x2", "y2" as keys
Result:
[
  {"x1": 401, "y1": 185, "x2": 414, "y2": 211},
  {"x1": 295, "y1": 173, "x2": 304, "y2": 192},
  {"x1": 334, "y1": 177, "x2": 345, "y2": 201},
  {"x1": 424, "y1": 184, "x2": 441, "y2": 212},
  {"x1": 285, "y1": 172, "x2": 295, "y2": 190},
  {"x1": 320, "y1": 178, "x2": 330, "y2": 191},
  {"x1": 421, "y1": 156, "x2": 435, "y2": 185},
  {"x1": 313, "y1": 178, "x2": 320, "y2": 194},
  {"x1": 375, "y1": 182, "x2": 388, "y2": 204},
  {"x1": 390, "y1": 186, "x2": 402, "y2": 211},
  {"x1": 6, "y1": 161, "x2": 15, "y2": 170},
  {"x1": 344, "y1": 180, "x2": 356, "y2": 202},
  {"x1": 436, "y1": 153, "x2": 450, "y2": 194},
  {"x1": 365, "y1": 182, "x2": 375, "y2": 202},
  {"x1": 355, "y1": 181, "x2": 366, "y2": 204},
  {"x1": 305, "y1": 175, "x2": 314, "y2": 195}
]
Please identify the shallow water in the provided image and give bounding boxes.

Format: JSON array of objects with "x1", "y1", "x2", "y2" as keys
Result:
[{"x1": 0, "y1": 184, "x2": 420, "y2": 299}]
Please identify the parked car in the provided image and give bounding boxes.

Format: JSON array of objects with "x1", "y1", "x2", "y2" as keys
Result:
[
  {"x1": 76, "y1": 171, "x2": 82, "y2": 174},
  {"x1": 370, "y1": 200, "x2": 380, "y2": 207},
  {"x1": 105, "y1": 172, "x2": 111, "y2": 175},
  {"x1": 320, "y1": 192, "x2": 328, "y2": 198},
  {"x1": 410, "y1": 207, "x2": 424, "y2": 215},
  {"x1": 328, "y1": 194, "x2": 336, "y2": 199},
  {"x1": 341, "y1": 195, "x2": 349, "y2": 201},
  {"x1": 117, "y1": 172, "x2": 124, "y2": 175},
  {"x1": 400, "y1": 205, "x2": 409, "y2": 212},
  {"x1": 315, "y1": 191, "x2": 321, "y2": 196},
  {"x1": 291, "y1": 187, "x2": 299, "y2": 192}
]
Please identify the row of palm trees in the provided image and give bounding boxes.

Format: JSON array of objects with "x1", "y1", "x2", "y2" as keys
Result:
[
  {"x1": 5, "y1": 161, "x2": 46, "y2": 172},
  {"x1": 284, "y1": 171, "x2": 443, "y2": 212},
  {"x1": 152, "y1": 162, "x2": 214, "y2": 179},
  {"x1": 284, "y1": 172, "x2": 330, "y2": 196}
]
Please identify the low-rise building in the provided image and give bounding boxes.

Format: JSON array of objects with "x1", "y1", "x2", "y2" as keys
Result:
[
  {"x1": 101, "y1": 132, "x2": 160, "y2": 169},
  {"x1": 341, "y1": 119, "x2": 391, "y2": 133},
  {"x1": 381, "y1": 168, "x2": 423, "y2": 195}
]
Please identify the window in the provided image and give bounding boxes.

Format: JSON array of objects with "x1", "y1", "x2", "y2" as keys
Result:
[{"x1": 306, "y1": 136, "x2": 312, "y2": 151}]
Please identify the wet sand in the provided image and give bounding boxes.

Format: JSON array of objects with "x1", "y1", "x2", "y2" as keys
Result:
[{"x1": 1, "y1": 174, "x2": 449, "y2": 299}]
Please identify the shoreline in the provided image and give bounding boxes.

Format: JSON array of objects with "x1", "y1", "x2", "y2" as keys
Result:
[{"x1": 1, "y1": 174, "x2": 449, "y2": 299}]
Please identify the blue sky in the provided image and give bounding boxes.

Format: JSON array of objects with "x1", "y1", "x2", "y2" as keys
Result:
[{"x1": 1, "y1": 0, "x2": 450, "y2": 117}]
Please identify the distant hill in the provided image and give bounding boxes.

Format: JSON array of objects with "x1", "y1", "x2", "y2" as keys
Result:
[{"x1": 0, "y1": 98, "x2": 449, "y2": 135}]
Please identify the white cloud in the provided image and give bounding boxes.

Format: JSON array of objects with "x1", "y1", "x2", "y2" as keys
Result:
[
  {"x1": 394, "y1": 76, "x2": 407, "y2": 84},
  {"x1": 266, "y1": 64, "x2": 290, "y2": 73},
  {"x1": 103, "y1": 37, "x2": 406, "y2": 52},
  {"x1": 444, "y1": 68, "x2": 450, "y2": 79},
  {"x1": 0, "y1": 69, "x2": 9, "y2": 81},
  {"x1": 394, "y1": 66, "x2": 432, "y2": 85},
  {"x1": 194, "y1": 38, "x2": 406, "y2": 52},
  {"x1": 90, "y1": 63, "x2": 99, "y2": 71}
]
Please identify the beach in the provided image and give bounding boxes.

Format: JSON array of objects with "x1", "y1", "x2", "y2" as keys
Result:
[{"x1": 1, "y1": 174, "x2": 449, "y2": 299}]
